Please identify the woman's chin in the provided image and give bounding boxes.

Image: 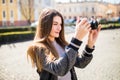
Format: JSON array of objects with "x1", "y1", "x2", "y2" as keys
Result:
[{"x1": 55, "y1": 35, "x2": 59, "y2": 38}]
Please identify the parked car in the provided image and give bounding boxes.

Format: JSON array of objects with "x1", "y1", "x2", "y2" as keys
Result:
[
  {"x1": 30, "y1": 21, "x2": 38, "y2": 27},
  {"x1": 64, "y1": 18, "x2": 76, "y2": 26}
]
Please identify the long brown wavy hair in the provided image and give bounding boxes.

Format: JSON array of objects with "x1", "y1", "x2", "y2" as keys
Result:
[{"x1": 27, "y1": 8, "x2": 68, "y2": 71}]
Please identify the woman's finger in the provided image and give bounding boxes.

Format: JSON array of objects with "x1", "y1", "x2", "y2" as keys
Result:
[
  {"x1": 84, "y1": 21, "x2": 90, "y2": 28},
  {"x1": 88, "y1": 26, "x2": 91, "y2": 31},
  {"x1": 76, "y1": 17, "x2": 80, "y2": 25},
  {"x1": 78, "y1": 18, "x2": 87, "y2": 26},
  {"x1": 97, "y1": 24, "x2": 101, "y2": 32}
]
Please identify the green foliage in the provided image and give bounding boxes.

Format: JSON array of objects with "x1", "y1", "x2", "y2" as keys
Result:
[
  {"x1": 0, "y1": 31, "x2": 34, "y2": 36},
  {"x1": 99, "y1": 18, "x2": 108, "y2": 24},
  {"x1": 99, "y1": 18, "x2": 119, "y2": 24},
  {"x1": 0, "y1": 26, "x2": 36, "y2": 45},
  {"x1": 101, "y1": 23, "x2": 120, "y2": 30},
  {"x1": 0, "y1": 26, "x2": 36, "y2": 33},
  {"x1": 0, "y1": 31, "x2": 35, "y2": 44}
]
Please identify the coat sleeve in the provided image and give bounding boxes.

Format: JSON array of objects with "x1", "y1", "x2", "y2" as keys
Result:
[
  {"x1": 74, "y1": 50, "x2": 93, "y2": 68},
  {"x1": 35, "y1": 46, "x2": 78, "y2": 76}
]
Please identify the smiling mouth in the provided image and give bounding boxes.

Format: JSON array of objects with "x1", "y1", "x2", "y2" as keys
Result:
[{"x1": 55, "y1": 32, "x2": 60, "y2": 34}]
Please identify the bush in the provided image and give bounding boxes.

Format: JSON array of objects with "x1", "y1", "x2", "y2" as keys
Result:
[
  {"x1": 0, "y1": 26, "x2": 36, "y2": 33},
  {"x1": 0, "y1": 31, "x2": 35, "y2": 45},
  {"x1": 99, "y1": 18, "x2": 108, "y2": 24},
  {"x1": 107, "y1": 20, "x2": 119, "y2": 24}
]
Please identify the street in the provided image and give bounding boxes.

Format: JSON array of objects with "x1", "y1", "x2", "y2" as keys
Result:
[{"x1": 0, "y1": 28, "x2": 120, "y2": 80}]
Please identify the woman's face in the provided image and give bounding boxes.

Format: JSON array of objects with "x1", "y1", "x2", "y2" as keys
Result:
[{"x1": 49, "y1": 16, "x2": 62, "y2": 41}]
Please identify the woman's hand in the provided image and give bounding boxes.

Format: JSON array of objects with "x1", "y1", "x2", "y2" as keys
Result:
[
  {"x1": 74, "y1": 18, "x2": 91, "y2": 41},
  {"x1": 87, "y1": 24, "x2": 101, "y2": 48}
]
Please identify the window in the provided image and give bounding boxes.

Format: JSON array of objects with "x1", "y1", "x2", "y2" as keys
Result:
[
  {"x1": 10, "y1": 10, "x2": 14, "y2": 26},
  {"x1": 11, "y1": 10, "x2": 13, "y2": 18},
  {"x1": 92, "y1": 7, "x2": 95, "y2": 13},
  {"x1": 64, "y1": 9, "x2": 66, "y2": 12},
  {"x1": 74, "y1": 7, "x2": 76, "y2": 12},
  {"x1": 64, "y1": 16, "x2": 66, "y2": 19},
  {"x1": 2, "y1": 0, "x2": 5, "y2": 4},
  {"x1": 69, "y1": 16, "x2": 71, "y2": 19},
  {"x1": 3, "y1": 21, "x2": 7, "y2": 27},
  {"x1": 10, "y1": 0, "x2": 13, "y2": 3},
  {"x1": 69, "y1": 8, "x2": 71, "y2": 12},
  {"x1": 86, "y1": 7, "x2": 88, "y2": 12},
  {"x1": 45, "y1": 0, "x2": 51, "y2": 6},
  {"x1": 39, "y1": 0, "x2": 41, "y2": 3},
  {"x1": 3, "y1": 11, "x2": 6, "y2": 18}
]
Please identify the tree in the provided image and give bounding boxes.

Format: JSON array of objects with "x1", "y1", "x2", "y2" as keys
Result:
[{"x1": 19, "y1": 0, "x2": 34, "y2": 25}]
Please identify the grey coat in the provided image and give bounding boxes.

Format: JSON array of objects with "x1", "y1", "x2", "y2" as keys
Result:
[{"x1": 35, "y1": 46, "x2": 93, "y2": 80}]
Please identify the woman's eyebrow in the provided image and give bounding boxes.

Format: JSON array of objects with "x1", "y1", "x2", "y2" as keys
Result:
[
  {"x1": 53, "y1": 21, "x2": 62, "y2": 24},
  {"x1": 53, "y1": 21, "x2": 58, "y2": 23}
]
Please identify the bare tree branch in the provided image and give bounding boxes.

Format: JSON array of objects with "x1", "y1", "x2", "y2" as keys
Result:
[{"x1": 19, "y1": 0, "x2": 34, "y2": 25}]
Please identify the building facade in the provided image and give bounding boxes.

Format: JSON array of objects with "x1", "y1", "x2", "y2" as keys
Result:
[
  {"x1": 0, "y1": 0, "x2": 18, "y2": 26},
  {"x1": 0, "y1": 0, "x2": 35, "y2": 27},
  {"x1": 55, "y1": 1, "x2": 120, "y2": 20},
  {"x1": 0, "y1": 0, "x2": 55, "y2": 27},
  {"x1": 0, "y1": 0, "x2": 119, "y2": 27},
  {"x1": 33, "y1": 0, "x2": 55, "y2": 21}
]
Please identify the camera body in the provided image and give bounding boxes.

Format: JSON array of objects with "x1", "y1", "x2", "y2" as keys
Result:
[
  {"x1": 89, "y1": 20, "x2": 98, "y2": 30},
  {"x1": 89, "y1": 18, "x2": 99, "y2": 30}
]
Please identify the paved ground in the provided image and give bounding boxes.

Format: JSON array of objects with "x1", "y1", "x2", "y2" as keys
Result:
[{"x1": 0, "y1": 28, "x2": 120, "y2": 80}]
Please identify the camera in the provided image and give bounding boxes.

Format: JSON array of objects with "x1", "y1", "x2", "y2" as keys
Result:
[
  {"x1": 89, "y1": 20, "x2": 98, "y2": 30},
  {"x1": 79, "y1": 17, "x2": 99, "y2": 29},
  {"x1": 90, "y1": 21, "x2": 98, "y2": 30}
]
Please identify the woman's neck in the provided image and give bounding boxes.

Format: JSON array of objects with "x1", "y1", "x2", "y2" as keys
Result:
[{"x1": 48, "y1": 36, "x2": 55, "y2": 42}]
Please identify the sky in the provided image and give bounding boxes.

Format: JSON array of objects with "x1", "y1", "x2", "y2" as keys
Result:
[{"x1": 55, "y1": 0, "x2": 120, "y2": 4}]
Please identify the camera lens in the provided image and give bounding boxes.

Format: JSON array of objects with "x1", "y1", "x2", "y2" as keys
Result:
[{"x1": 90, "y1": 20, "x2": 98, "y2": 30}]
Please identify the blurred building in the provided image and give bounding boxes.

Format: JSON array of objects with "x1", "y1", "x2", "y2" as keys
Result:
[
  {"x1": 55, "y1": 1, "x2": 120, "y2": 19},
  {"x1": 116, "y1": 4, "x2": 120, "y2": 17},
  {"x1": 34, "y1": 0, "x2": 55, "y2": 21},
  {"x1": 0, "y1": 0, "x2": 55, "y2": 27},
  {"x1": 0, "y1": 0, "x2": 19, "y2": 26},
  {"x1": 0, "y1": 0, "x2": 119, "y2": 27},
  {"x1": 0, "y1": 0, "x2": 35, "y2": 27}
]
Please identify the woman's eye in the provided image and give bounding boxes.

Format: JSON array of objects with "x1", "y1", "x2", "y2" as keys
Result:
[{"x1": 53, "y1": 23, "x2": 57, "y2": 25}]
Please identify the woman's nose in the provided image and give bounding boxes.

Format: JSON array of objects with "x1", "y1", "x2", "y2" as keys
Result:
[{"x1": 57, "y1": 25, "x2": 61, "y2": 31}]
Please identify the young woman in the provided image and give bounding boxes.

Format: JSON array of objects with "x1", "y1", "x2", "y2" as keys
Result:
[{"x1": 27, "y1": 8, "x2": 101, "y2": 80}]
